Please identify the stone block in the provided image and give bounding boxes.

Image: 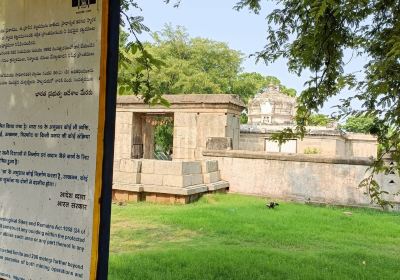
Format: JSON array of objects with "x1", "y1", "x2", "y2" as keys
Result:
[
  {"x1": 113, "y1": 160, "x2": 120, "y2": 171},
  {"x1": 207, "y1": 181, "x2": 230, "y2": 191},
  {"x1": 112, "y1": 190, "x2": 141, "y2": 202},
  {"x1": 182, "y1": 162, "x2": 202, "y2": 175},
  {"x1": 113, "y1": 191, "x2": 129, "y2": 201},
  {"x1": 175, "y1": 195, "x2": 189, "y2": 204},
  {"x1": 113, "y1": 171, "x2": 141, "y2": 184},
  {"x1": 162, "y1": 174, "x2": 203, "y2": 187},
  {"x1": 118, "y1": 123, "x2": 133, "y2": 134},
  {"x1": 112, "y1": 183, "x2": 143, "y2": 192},
  {"x1": 203, "y1": 171, "x2": 221, "y2": 184},
  {"x1": 142, "y1": 184, "x2": 208, "y2": 195},
  {"x1": 201, "y1": 160, "x2": 219, "y2": 173},
  {"x1": 191, "y1": 174, "x2": 204, "y2": 185},
  {"x1": 141, "y1": 173, "x2": 163, "y2": 185},
  {"x1": 172, "y1": 148, "x2": 196, "y2": 160},
  {"x1": 128, "y1": 193, "x2": 141, "y2": 202},
  {"x1": 163, "y1": 175, "x2": 192, "y2": 187},
  {"x1": 154, "y1": 161, "x2": 181, "y2": 175},
  {"x1": 174, "y1": 113, "x2": 197, "y2": 127},
  {"x1": 206, "y1": 137, "x2": 232, "y2": 150},
  {"x1": 116, "y1": 112, "x2": 133, "y2": 124},
  {"x1": 141, "y1": 160, "x2": 155, "y2": 174},
  {"x1": 145, "y1": 193, "x2": 157, "y2": 203},
  {"x1": 119, "y1": 159, "x2": 142, "y2": 173},
  {"x1": 179, "y1": 137, "x2": 197, "y2": 149},
  {"x1": 152, "y1": 160, "x2": 199, "y2": 175}
]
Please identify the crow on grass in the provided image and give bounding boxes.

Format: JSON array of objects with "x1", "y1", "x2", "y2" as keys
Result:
[{"x1": 266, "y1": 202, "x2": 279, "y2": 209}]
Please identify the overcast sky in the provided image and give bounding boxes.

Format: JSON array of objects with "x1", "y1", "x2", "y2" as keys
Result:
[{"x1": 130, "y1": 0, "x2": 367, "y2": 115}]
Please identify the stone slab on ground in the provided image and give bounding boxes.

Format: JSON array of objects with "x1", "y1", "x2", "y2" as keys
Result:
[
  {"x1": 142, "y1": 184, "x2": 208, "y2": 195},
  {"x1": 207, "y1": 181, "x2": 230, "y2": 192}
]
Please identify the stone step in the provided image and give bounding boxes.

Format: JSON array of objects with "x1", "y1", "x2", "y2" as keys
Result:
[{"x1": 207, "y1": 181, "x2": 229, "y2": 192}]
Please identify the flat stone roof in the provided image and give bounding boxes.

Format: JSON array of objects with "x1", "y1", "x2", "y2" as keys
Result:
[{"x1": 118, "y1": 94, "x2": 245, "y2": 108}]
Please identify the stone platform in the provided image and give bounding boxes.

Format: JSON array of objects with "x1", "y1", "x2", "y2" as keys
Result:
[{"x1": 112, "y1": 159, "x2": 229, "y2": 204}]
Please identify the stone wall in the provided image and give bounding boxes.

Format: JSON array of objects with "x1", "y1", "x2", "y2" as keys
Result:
[
  {"x1": 114, "y1": 112, "x2": 135, "y2": 165},
  {"x1": 172, "y1": 112, "x2": 240, "y2": 160},
  {"x1": 240, "y1": 131, "x2": 377, "y2": 158},
  {"x1": 203, "y1": 150, "x2": 400, "y2": 209},
  {"x1": 112, "y1": 158, "x2": 229, "y2": 204}
]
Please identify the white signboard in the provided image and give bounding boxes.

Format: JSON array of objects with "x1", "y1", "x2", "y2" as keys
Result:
[{"x1": 0, "y1": 0, "x2": 110, "y2": 279}]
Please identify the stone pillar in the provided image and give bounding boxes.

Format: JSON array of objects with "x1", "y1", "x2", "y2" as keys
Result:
[
  {"x1": 114, "y1": 112, "x2": 134, "y2": 165},
  {"x1": 142, "y1": 116, "x2": 155, "y2": 159},
  {"x1": 173, "y1": 112, "x2": 198, "y2": 160},
  {"x1": 131, "y1": 113, "x2": 143, "y2": 159}
]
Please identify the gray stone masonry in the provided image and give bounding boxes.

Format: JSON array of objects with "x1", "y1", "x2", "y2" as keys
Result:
[{"x1": 112, "y1": 158, "x2": 230, "y2": 200}]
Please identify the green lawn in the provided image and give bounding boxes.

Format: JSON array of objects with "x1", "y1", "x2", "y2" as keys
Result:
[{"x1": 108, "y1": 194, "x2": 400, "y2": 280}]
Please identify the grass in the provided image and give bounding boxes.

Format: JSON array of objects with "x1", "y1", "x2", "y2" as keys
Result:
[{"x1": 108, "y1": 194, "x2": 400, "y2": 280}]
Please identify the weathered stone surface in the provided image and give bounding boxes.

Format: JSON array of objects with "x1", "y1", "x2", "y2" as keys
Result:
[
  {"x1": 207, "y1": 181, "x2": 230, "y2": 191},
  {"x1": 162, "y1": 175, "x2": 192, "y2": 187},
  {"x1": 201, "y1": 160, "x2": 219, "y2": 173},
  {"x1": 144, "y1": 160, "x2": 202, "y2": 175},
  {"x1": 119, "y1": 159, "x2": 142, "y2": 173},
  {"x1": 112, "y1": 183, "x2": 143, "y2": 192},
  {"x1": 204, "y1": 150, "x2": 400, "y2": 208},
  {"x1": 112, "y1": 190, "x2": 141, "y2": 202},
  {"x1": 141, "y1": 173, "x2": 163, "y2": 185},
  {"x1": 141, "y1": 160, "x2": 155, "y2": 174},
  {"x1": 190, "y1": 174, "x2": 203, "y2": 185},
  {"x1": 203, "y1": 171, "x2": 221, "y2": 184},
  {"x1": 182, "y1": 162, "x2": 202, "y2": 175},
  {"x1": 206, "y1": 137, "x2": 233, "y2": 151},
  {"x1": 142, "y1": 184, "x2": 208, "y2": 195},
  {"x1": 113, "y1": 171, "x2": 141, "y2": 184}
]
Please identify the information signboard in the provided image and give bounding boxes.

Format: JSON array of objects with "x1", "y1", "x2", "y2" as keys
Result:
[{"x1": 0, "y1": 0, "x2": 118, "y2": 279}]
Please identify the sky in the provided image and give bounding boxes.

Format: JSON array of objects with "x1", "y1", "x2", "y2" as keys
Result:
[{"x1": 129, "y1": 0, "x2": 367, "y2": 115}]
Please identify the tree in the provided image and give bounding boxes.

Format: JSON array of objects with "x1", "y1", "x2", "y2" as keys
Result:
[
  {"x1": 342, "y1": 115, "x2": 376, "y2": 133},
  {"x1": 154, "y1": 118, "x2": 174, "y2": 155},
  {"x1": 233, "y1": 0, "x2": 400, "y2": 207},
  {"x1": 308, "y1": 114, "x2": 332, "y2": 127},
  {"x1": 232, "y1": 72, "x2": 296, "y2": 104},
  {"x1": 119, "y1": 1, "x2": 167, "y2": 104},
  {"x1": 144, "y1": 25, "x2": 242, "y2": 96},
  {"x1": 119, "y1": 24, "x2": 296, "y2": 103}
]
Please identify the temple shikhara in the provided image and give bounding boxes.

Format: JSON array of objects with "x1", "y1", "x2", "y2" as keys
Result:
[{"x1": 247, "y1": 84, "x2": 296, "y2": 125}]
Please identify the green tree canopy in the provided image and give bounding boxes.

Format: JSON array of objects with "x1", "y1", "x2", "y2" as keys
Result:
[
  {"x1": 342, "y1": 115, "x2": 376, "y2": 134},
  {"x1": 147, "y1": 25, "x2": 242, "y2": 95},
  {"x1": 308, "y1": 114, "x2": 332, "y2": 127},
  {"x1": 119, "y1": 25, "x2": 296, "y2": 103},
  {"x1": 232, "y1": 72, "x2": 296, "y2": 104}
]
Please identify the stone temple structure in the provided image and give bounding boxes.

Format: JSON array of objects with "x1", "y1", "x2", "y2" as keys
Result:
[
  {"x1": 242, "y1": 85, "x2": 378, "y2": 157},
  {"x1": 112, "y1": 94, "x2": 244, "y2": 204},
  {"x1": 247, "y1": 84, "x2": 296, "y2": 125},
  {"x1": 112, "y1": 93, "x2": 399, "y2": 210}
]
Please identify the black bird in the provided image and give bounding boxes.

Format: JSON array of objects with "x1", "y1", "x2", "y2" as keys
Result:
[{"x1": 266, "y1": 202, "x2": 279, "y2": 209}]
